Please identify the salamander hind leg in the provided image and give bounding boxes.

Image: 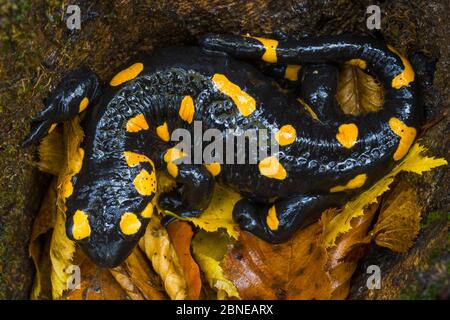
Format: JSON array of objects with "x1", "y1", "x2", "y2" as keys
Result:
[
  {"x1": 233, "y1": 193, "x2": 344, "y2": 243},
  {"x1": 22, "y1": 66, "x2": 103, "y2": 147}
]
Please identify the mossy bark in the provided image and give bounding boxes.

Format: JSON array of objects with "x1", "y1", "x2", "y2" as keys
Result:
[{"x1": 0, "y1": 0, "x2": 448, "y2": 299}]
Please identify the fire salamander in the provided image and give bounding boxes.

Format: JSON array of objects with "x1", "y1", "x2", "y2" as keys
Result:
[{"x1": 23, "y1": 34, "x2": 422, "y2": 267}]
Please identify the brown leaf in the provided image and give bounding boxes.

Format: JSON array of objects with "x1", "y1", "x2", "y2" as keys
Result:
[
  {"x1": 167, "y1": 221, "x2": 202, "y2": 299},
  {"x1": 337, "y1": 65, "x2": 384, "y2": 116},
  {"x1": 372, "y1": 181, "x2": 422, "y2": 252},
  {"x1": 223, "y1": 223, "x2": 332, "y2": 300},
  {"x1": 324, "y1": 204, "x2": 379, "y2": 299},
  {"x1": 62, "y1": 252, "x2": 129, "y2": 300},
  {"x1": 121, "y1": 248, "x2": 167, "y2": 300},
  {"x1": 29, "y1": 179, "x2": 58, "y2": 299}
]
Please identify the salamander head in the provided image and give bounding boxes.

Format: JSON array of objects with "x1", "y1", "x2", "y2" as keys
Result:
[{"x1": 65, "y1": 170, "x2": 155, "y2": 268}]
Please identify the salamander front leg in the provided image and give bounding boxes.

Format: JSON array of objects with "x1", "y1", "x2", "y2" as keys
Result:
[
  {"x1": 233, "y1": 193, "x2": 343, "y2": 243},
  {"x1": 159, "y1": 164, "x2": 214, "y2": 219},
  {"x1": 22, "y1": 66, "x2": 103, "y2": 147}
]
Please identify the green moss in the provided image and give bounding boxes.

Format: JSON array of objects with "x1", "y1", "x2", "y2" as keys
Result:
[{"x1": 420, "y1": 211, "x2": 448, "y2": 229}]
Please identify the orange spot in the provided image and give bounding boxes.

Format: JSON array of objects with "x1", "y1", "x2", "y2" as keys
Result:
[
  {"x1": 330, "y1": 174, "x2": 367, "y2": 193},
  {"x1": 110, "y1": 62, "x2": 144, "y2": 86},
  {"x1": 179, "y1": 96, "x2": 195, "y2": 124},
  {"x1": 133, "y1": 169, "x2": 157, "y2": 196},
  {"x1": 212, "y1": 74, "x2": 256, "y2": 117},
  {"x1": 284, "y1": 65, "x2": 301, "y2": 81},
  {"x1": 156, "y1": 122, "x2": 170, "y2": 142},
  {"x1": 164, "y1": 148, "x2": 187, "y2": 163},
  {"x1": 72, "y1": 210, "x2": 91, "y2": 240},
  {"x1": 126, "y1": 114, "x2": 149, "y2": 133},
  {"x1": 388, "y1": 45, "x2": 415, "y2": 89},
  {"x1": 141, "y1": 202, "x2": 154, "y2": 218},
  {"x1": 247, "y1": 36, "x2": 278, "y2": 63},
  {"x1": 48, "y1": 123, "x2": 57, "y2": 133},
  {"x1": 346, "y1": 59, "x2": 367, "y2": 69},
  {"x1": 205, "y1": 162, "x2": 221, "y2": 176},
  {"x1": 167, "y1": 162, "x2": 178, "y2": 178},
  {"x1": 120, "y1": 212, "x2": 141, "y2": 235},
  {"x1": 275, "y1": 125, "x2": 297, "y2": 146},
  {"x1": 389, "y1": 117, "x2": 417, "y2": 160},
  {"x1": 266, "y1": 205, "x2": 279, "y2": 231},
  {"x1": 259, "y1": 156, "x2": 287, "y2": 180},
  {"x1": 79, "y1": 97, "x2": 89, "y2": 113},
  {"x1": 123, "y1": 151, "x2": 153, "y2": 167},
  {"x1": 336, "y1": 123, "x2": 358, "y2": 149}
]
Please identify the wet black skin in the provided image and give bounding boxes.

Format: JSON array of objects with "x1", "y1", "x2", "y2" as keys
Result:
[{"x1": 23, "y1": 34, "x2": 422, "y2": 267}]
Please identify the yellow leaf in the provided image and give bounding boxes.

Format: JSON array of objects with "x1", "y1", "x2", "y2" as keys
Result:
[
  {"x1": 165, "y1": 185, "x2": 241, "y2": 239},
  {"x1": 192, "y1": 231, "x2": 240, "y2": 299},
  {"x1": 323, "y1": 142, "x2": 447, "y2": 247},
  {"x1": 37, "y1": 128, "x2": 65, "y2": 175},
  {"x1": 138, "y1": 216, "x2": 188, "y2": 300},
  {"x1": 50, "y1": 117, "x2": 85, "y2": 299}
]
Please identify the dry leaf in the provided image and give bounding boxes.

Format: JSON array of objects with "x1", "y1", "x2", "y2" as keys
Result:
[
  {"x1": 29, "y1": 179, "x2": 57, "y2": 299},
  {"x1": 167, "y1": 221, "x2": 202, "y2": 299},
  {"x1": 191, "y1": 231, "x2": 239, "y2": 300},
  {"x1": 324, "y1": 204, "x2": 378, "y2": 299},
  {"x1": 223, "y1": 224, "x2": 331, "y2": 300},
  {"x1": 372, "y1": 181, "x2": 422, "y2": 252},
  {"x1": 63, "y1": 253, "x2": 129, "y2": 300},
  {"x1": 110, "y1": 266, "x2": 146, "y2": 300},
  {"x1": 337, "y1": 65, "x2": 383, "y2": 115},
  {"x1": 139, "y1": 216, "x2": 188, "y2": 300}
]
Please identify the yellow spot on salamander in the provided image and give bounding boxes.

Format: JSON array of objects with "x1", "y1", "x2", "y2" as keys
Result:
[
  {"x1": 247, "y1": 36, "x2": 279, "y2": 63},
  {"x1": 48, "y1": 123, "x2": 57, "y2": 133},
  {"x1": 156, "y1": 122, "x2": 170, "y2": 142},
  {"x1": 346, "y1": 59, "x2": 367, "y2": 70},
  {"x1": 167, "y1": 162, "x2": 178, "y2": 178},
  {"x1": 266, "y1": 205, "x2": 279, "y2": 231},
  {"x1": 79, "y1": 97, "x2": 89, "y2": 113},
  {"x1": 164, "y1": 148, "x2": 187, "y2": 163},
  {"x1": 120, "y1": 212, "x2": 141, "y2": 235},
  {"x1": 126, "y1": 114, "x2": 149, "y2": 133},
  {"x1": 388, "y1": 45, "x2": 415, "y2": 89},
  {"x1": 140, "y1": 202, "x2": 154, "y2": 218},
  {"x1": 284, "y1": 65, "x2": 301, "y2": 81},
  {"x1": 179, "y1": 96, "x2": 195, "y2": 124},
  {"x1": 389, "y1": 117, "x2": 417, "y2": 161},
  {"x1": 275, "y1": 124, "x2": 297, "y2": 146},
  {"x1": 110, "y1": 62, "x2": 144, "y2": 86},
  {"x1": 205, "y1": 162, "x2": 221, "y2": 176},
  {"x1": 330, "y1": 174, "x2": 367, "y2": 193},
  {"x1": 133, "y1": 168, "x2": 157, "y2": 196},
  {"x1": 297, "y1": 98, "x2": 320, "y2": 122},
  {"x1": 336, "y1": 123, "x2": 358, "y2": 149},
  {"x1": 123, "y1": 151, "x2": 153, "y2": 167},
  {"x1": 72, "y1": 210, "x2": 91, "y2": 240},
  {"x1": 212, "y1": 74, "x2": 256, "y2": 117},
  {"x1": 259, "y1": 156, "x2": 287, "y2": 180}
]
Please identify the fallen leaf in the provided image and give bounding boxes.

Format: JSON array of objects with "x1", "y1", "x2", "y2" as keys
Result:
[
  {"x1": 139, "y1": 216, "x2": 188, "y2": 300},
  {"x1": 166, "y1": 185, "x2": 241, "y2": 239},
  {"x1": 223, "y1": 225, "x2": 330, "y2": 299},
  {"x1": 63, "y1": 252, "x2": 129, "y2": 300},
  {"x1": 121, "y1": 248, "x2": 167, "y2": 299},
  {"x1": 110, "y1": 266, "x2": 146, "y2": 300},
  {"x1": 29, "y1": 179, "x2": 57, "y2": 299},
  {"x1": 337, "y1": 65, "x2": 383, "y2": 115},
  {"x1": 192, "y1": 231, "x2": 240, "y2": 299},
  {"x1": 323, "y1": 143, "x2": 447, "y2": 247},
  {"x1": 167, "y1": 221, "x2": 202, "y2": 299},
  {"x1": 324, "y1": 204, "x2": 378, "y2": 299},
  {"x1": 36, "y1": 127, "x2": 64, "y2": 175},
  {"x1": 372, "y1": 181, "x2": 422, "y2": 252}
]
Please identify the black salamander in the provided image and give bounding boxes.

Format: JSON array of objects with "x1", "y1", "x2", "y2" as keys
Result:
[{"x1": 22, "y1": 34, "x2": 422, "y2": 267}]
